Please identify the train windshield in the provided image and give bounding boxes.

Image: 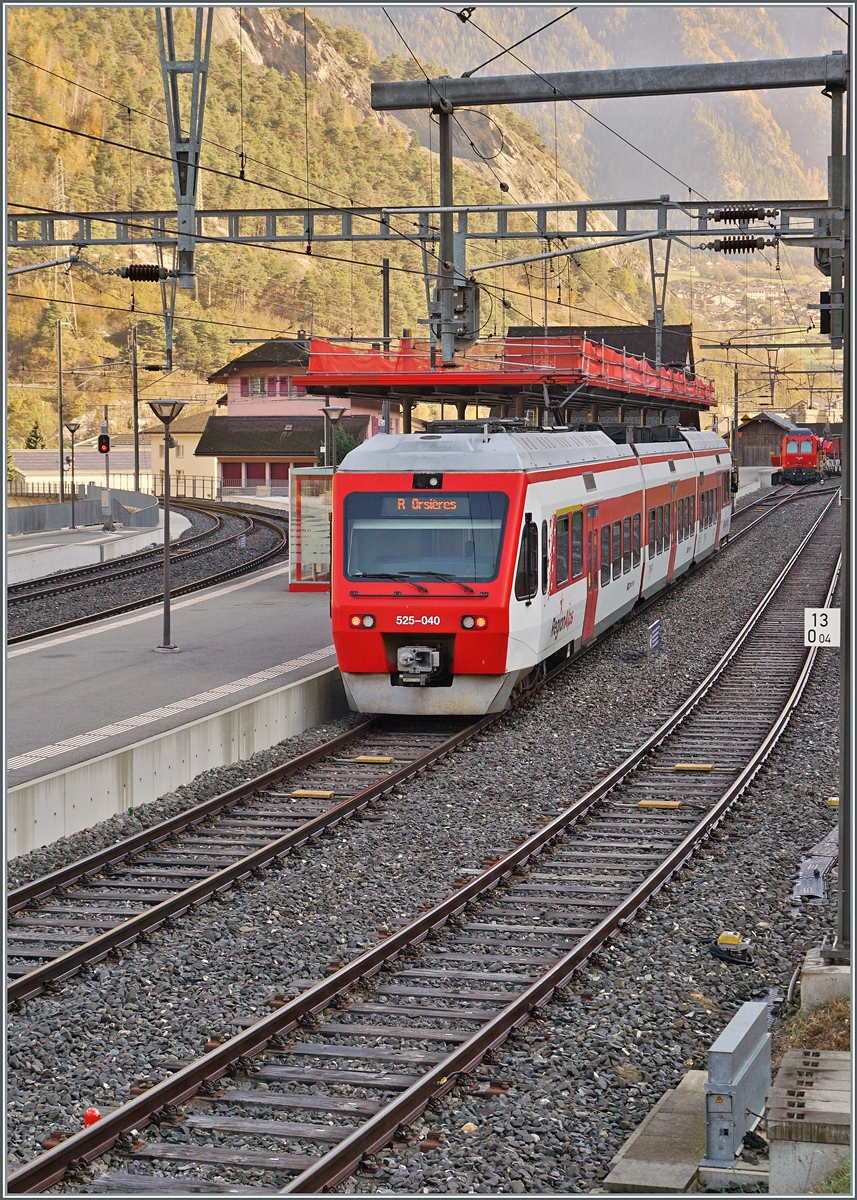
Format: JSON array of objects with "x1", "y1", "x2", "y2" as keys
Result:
[{"x1": 344, "y1": 491, "x2": 509, "y2": 582}]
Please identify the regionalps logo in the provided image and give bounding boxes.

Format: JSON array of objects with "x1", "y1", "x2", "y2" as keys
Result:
[{"x1": 550, "y1": 610, "x2": 575, "y2": 640}]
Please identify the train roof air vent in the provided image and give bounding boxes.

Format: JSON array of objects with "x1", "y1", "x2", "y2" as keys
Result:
[
  {"x1": 583, "y1": 472, "x2": 597, "y2": 492},
  {"x1": 668, "y1": 460, "x2": 676, "y2": 472}
]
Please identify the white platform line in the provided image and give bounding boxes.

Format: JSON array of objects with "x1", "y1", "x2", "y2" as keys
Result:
[
  {"x1": 7, "y1": 563, "x2": 291, "y2": 659},
  {"x1": 7, "y1": 644, "x2": 336, "y2": 771}
]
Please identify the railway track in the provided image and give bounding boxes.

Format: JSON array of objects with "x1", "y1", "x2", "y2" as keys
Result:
[
  {"x1": 6, "y1": 484, "x2": 828, "y2": 1006},
  {"x1": 7, "y1": 504, "x2": 227, "y2": 600},
  {"x1": 6, "y1": 493, "x2": 840, "y2": 1194},
  {"x1": 7, "y1": 501, "x2": 289, "y2": 646}
]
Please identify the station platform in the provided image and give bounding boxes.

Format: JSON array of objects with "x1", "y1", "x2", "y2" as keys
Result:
[
  {"x1": 7, "y1": 563, "x2": 336, "y2": 788},
  {"x1": 7, "y1": 511, "x2": 190, "y2": 585}
]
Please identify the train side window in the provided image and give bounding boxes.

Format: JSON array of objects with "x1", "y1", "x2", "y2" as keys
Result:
[
  {"x1": 622, "y1": 516, "x2": 631, "y2": 573},
  {"x1": 541, "y1": 520, "x2": 549, "y2": 595},
  {"x1": 800, "y1": 439, "x2": 813, "y2": 454},
  {"x1": 571, "y1": 510, "x2": 583, "y2": 579},
  {"x1": 556, "y1": 514, "x2": 570, "y2": 587},
  {"x1": 600, "y1": 525, "x2": 611, "y2": 586},
  {"x1": 612, "y1": 520, "x2": 621, "y2": 579},
  {"x1": 648, "y1": 508, "x2": 655, "y2": 556},
  {"x1": 632, "y1": 513, "x2": 641, "y2": 567},
  {"x1": 786, "y1": 439, "x2": 798, "y2": 454},
  {"x1": 690, "y1": 494, "x2": 695, "y2": 531},
  {"x1": 656, "y1": 505, "x2": 663, "y2": 554},
  {"x1": 515, "y1": 519, "x2": 539, "y2": 601},
  {"x1": 588, "y1": 529, "x2": 596, "y2": 585},
  {"x1": 678, "y1": 498, "x2": 684, "y2": 543}
]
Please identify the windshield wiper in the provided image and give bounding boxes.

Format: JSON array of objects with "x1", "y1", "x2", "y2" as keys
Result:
[
  {"x1": 399, "y1": 571, "x2": 475, "y2": 594},
  {"x1": 353, "y1": 572, "x2": 429, "y2": 594}
]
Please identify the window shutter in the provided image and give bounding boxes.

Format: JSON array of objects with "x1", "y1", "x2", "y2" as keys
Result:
[
  {"x1": 267, "y1": 376, "x2": 277, "y2": 396},
  {"x1": 240, "y1": 376, "x2": 250, "y2": 397},
  {"x1": 279, "y1": 375, "x2": 290, "y2": 396}
]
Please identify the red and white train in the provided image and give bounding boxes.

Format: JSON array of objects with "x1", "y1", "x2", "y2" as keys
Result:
[{"x1": 331, "y1": 424, "x2": 732, "y2": 715}]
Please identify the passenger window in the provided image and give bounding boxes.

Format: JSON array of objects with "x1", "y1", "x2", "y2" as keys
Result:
[
  {"x1": 690, "y1": 495, "x2": 695, "y2": 530},
  {"x1": 600, "y1": 526, "x2": 611, "y2": 586},
  {"x1": 648, "y1": 508, "x2": 656, "y2": 556},
  {"x1": 515, "y1": 519, "x2": 539, "y2": 601},
  {"x1": 588, "y1": 529, "x2": 596, "y2": 585},
  {"x1": 801, "y1": 439, "x2": 814, "y2": 455},
  {"x1": 612, "y1": 520, "x2": 622, "y2": 580},
  {"x1": 656, "y1": 505, "x2": 663, "y2": 554},
  {"x1": 571, "y1": 510, "x2": 583, "y2": 579},
  {"x1": 786, "y1": 439, "x2": 798, "y2": 454},
  {"x1": 556, "y1": 514, "x2": 569, "y2": 587},
  {"x1": 622, "y1": 516, "x2": 631, "y2": 573},
  {"x1": 678, "y1": 498, "x2": 684, "y2": 543},
  {"x1": 632, "y1": 513, "x2": 641, "y2": 568}
]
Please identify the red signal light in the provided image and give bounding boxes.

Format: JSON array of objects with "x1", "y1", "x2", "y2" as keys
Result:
[
  {"x1": 349, "y1": 614, "x2": 376, "y2": 628},
  {"x1": 97, "y1": 434, "x2": 110, "y2": 454},
  {"x1": 461, "y1": 615, "x2": 488, "y2": 629}
]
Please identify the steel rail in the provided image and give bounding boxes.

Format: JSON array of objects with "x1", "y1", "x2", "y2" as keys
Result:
[
  {"x1": 5, "y1": 505, "x2": 238, "y2": 602},
  {"x1": 6, "y1": 494, "x2": 837, "y2": 1194},
  {"x1": 6, "y1": 716, "x2": 492, "y2": 1005},
  {"x1": 7, "y1": 501, "x2": 288, "y2": 645}
]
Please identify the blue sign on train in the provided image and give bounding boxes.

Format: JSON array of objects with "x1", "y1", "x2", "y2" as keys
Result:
[{"x1": 647, "y1": 619, "x2": 661, "y2": 656}]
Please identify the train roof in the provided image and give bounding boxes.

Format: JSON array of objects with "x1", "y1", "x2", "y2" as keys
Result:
[
  {"x1": 339, "y1": 427, "x2": 730, "y2": 473},
  {"x1": 338, "y1": 429, "x2": 635, "y2": 473}
]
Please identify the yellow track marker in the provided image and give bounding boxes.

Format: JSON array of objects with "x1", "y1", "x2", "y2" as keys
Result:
[
  {"x1": 353, "y1": 755, "x2": 396, "y2": 764},
  {"x1": 826, "y1": 797, "x2": 840, "y2": 807},
  {"x1": 673, "y1": 763, "x2": 714, "y2": 772},
  {"x1": 638, "y1": 800, "x2": 682, "y2": 809},
  {"x1": 717, "y1": 931, "x2": 744, "y2": 947},
  {"x1": 291, "y1": 789, "x2": 335, "y2": 799}
]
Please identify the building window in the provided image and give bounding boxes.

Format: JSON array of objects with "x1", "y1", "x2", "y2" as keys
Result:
[
  {"x1": 246, "y1": 462, "x2": 266, "y2": 484},
  {"x1": 175, "y1": 444, "x2": 184, "y2": 458},
  {"x1": 279, "y1": 376, "x2": 291, "y2": 396},
  {"x1": 222, "y1": 463, "x2": 241, "y2": 486},
  {"x1": 240, "y1": 376, "x2": 250, "y2": 397},
  {"x1": 250, "y1": 376, "x2": 267, "y2": 397}
]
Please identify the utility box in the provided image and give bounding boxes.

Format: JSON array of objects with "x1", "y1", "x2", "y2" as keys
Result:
[
  {"x1": 700, "y1": 1001, "x2": 771, "y2": 1168},
  {"x1": 289, "y1": 467, "x2": 332, "y2": 592}
]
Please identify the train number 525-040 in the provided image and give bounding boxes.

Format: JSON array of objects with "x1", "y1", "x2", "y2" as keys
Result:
[{"x1": 396, "y1": 615, "x2": 441, "y2": 626}]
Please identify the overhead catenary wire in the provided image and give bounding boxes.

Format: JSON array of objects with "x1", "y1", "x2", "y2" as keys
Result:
[{"x1": 6, "y1": 112, "x2": 445, "y2": 268}]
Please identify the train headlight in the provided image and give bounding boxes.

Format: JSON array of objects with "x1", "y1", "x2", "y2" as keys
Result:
[
  {"x1": 349, "y1": 614, "x2": 376, "y2": 629},
  {"x1": 461, "y1": 615, "x2": 487, "y2": 629}
]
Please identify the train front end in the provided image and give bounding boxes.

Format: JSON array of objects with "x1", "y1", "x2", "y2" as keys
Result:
[
  {"x1": 781, "y1": 433, "x2": 822, "y2": 484},
  {"x1": 332, "y1": 434, "x2": 522, "y2": 715}
]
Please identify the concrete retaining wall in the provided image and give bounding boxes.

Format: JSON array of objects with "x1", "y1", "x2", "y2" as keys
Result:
[{"x1": 7, "y1": 665, "x2": 347, "y2": 860}]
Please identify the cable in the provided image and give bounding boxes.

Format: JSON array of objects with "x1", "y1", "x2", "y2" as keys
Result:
[
  {"x1": 7, "y1": 113, "x2": 443, "y2": 267},
  {"x1": 444, "y1": 11, "x2": 709, "y2": 201},
  {"x1": 238, "y1": 7, "x2": 246, "y2": 179},
  {"x1": 453, "y1": 7, "x2": 577, "y2": 78},
  {"x1": 7, "y1": 50, "x2": 363, "y2": 209},
  {"x1": 303, "y1": 8, "x2": 311, "y2": 249},
  {"x1": 9, "y1": 199, "x2": 438, "y2": 282},
  {"x1": 9, "y1": 290, "x2": 288, "y2": 332}
]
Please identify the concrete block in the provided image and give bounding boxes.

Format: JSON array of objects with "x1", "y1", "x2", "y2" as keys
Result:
[
  {"x1": 769, "y1": 1140, "x2": 850, "y2": 1195},
  {"x1": 605, "y1": 1071, "x2": 706, "y2": 1193},
  {"x1": 800, "y1": 946, "x2": 851, "y2": 1010}
]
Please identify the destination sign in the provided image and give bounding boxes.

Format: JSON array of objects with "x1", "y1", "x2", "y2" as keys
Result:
[{"x1": 380, "y1": 494, "x2": 471, "y2": 517}]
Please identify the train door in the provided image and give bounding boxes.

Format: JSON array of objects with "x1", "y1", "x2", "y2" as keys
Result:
[
  {"x1": 582, "y1": 504, "x2": 599, "y2": 641},
  {"x1": 666, "y1": 496, "x2": 678, "y2": 580}
]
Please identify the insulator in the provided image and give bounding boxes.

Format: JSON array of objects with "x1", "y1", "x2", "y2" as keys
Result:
[
  {"x1": 710, "y1": 206, "x2": 766, "y2": 223},
  {"x1": 712, "y1": 236, "x2": 767, "y2": 254},
  {"x1": 119, "y1": 264, "x2": 166, "y2": 281}
]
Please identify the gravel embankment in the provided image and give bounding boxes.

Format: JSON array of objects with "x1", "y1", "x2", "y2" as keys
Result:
[
  {"x1": 7, "y1": 506, "x2": 287, "y2": 638},
  {"x1": 5, "y1": 492, "x2": 836, "y2": 1182}
]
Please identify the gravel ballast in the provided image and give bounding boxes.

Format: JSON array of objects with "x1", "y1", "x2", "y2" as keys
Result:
[{"x1": 5, "y1": 491, "x2": 837, "y2": 1189}]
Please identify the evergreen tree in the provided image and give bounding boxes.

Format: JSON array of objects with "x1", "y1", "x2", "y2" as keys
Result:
[
  {"x1": 25, "y1": 419, "x2": 47, "y2": 449},
  {"x1": 7, "y1": 445, "x2": 18, "y2": 484}
]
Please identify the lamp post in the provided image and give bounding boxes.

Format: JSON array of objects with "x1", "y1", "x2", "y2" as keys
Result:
[
  {"x1": 64, "y1": 421, "x2": 80, "y2": 528},
  {"x1": 148, "y1": 400, "x2": 186, "y2": 652},
  {"x1": 322, "y1": 405, "x2": 346, "y2": 471}
]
